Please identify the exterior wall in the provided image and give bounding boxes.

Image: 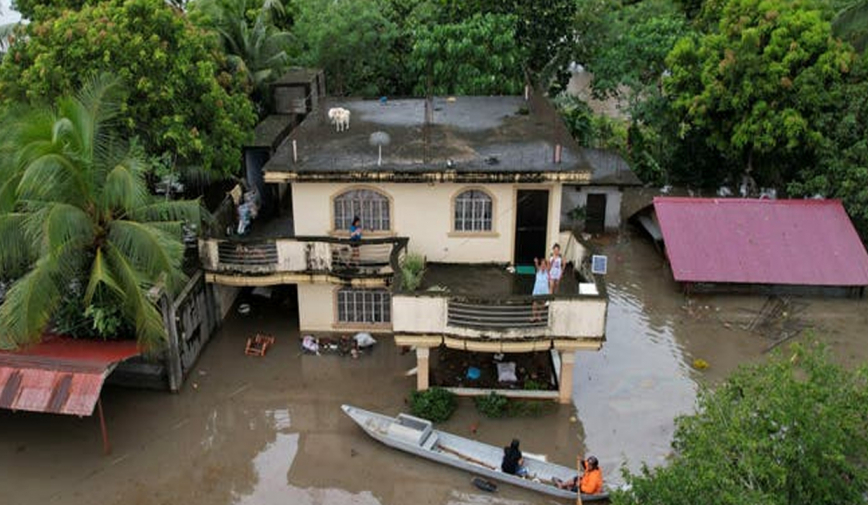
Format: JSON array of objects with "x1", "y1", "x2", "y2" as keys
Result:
[
  {"x1": 213, "y1": 284, "x2": 241, "y2": 319},
  {"x1": 561, "y1": 185, "x2": 623, "y2": 231},
  {"x1": 291, "y1": 182, "x2": 563, "y2": 264},
  {"x1": 296, "y1": 283, "x2": 335, "y2": 333}
]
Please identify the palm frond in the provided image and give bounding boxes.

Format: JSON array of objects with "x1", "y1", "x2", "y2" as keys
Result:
[
  {"x1": 17, "y1": 152, "x2": 85, "y2": 205},
  {"x1": 0, "y1": 244, "x2": 80, "y2": 348},
  {"x1": 132, "y1": 199, "x2": 203, "y2": 224},
  {"x1": 0, "y1": 171, "x2": 22, "y2": 213},
  {"x1": 104, "y1": 245, "x2": 167, "y2": 351},
  {"x1": 103, "y1": 162, "x2": 149, "y2": 214},
  {"x1": 84, "y1": 247, "x2": 124, "y2": 305},
  {"x1": 834, "y1": 0, "x2": 868, "y2": 52},
  {"x1": 107, "y1": 220, "x2": 185, "y2": 290},
  {"x1": 0, "y1": 213, "x2": 35, "y2": 275}
]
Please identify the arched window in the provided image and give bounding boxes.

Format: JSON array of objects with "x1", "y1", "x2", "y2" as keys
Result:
[
  {"x1": 333, "y1": 189, "x2": 390, "y2": 231},
  {"x1": 454, "y1": 189, "x2": 493, "y2": 232}
]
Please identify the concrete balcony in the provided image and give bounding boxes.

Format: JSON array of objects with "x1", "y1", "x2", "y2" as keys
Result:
[{"x1": 199, "y1": 236, "x2": 408, "y2": 287}]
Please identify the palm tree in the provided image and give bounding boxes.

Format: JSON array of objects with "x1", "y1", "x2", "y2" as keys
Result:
[
  {"x1": 192, "y1": 0, "x2": 292, "y2": 112},
  {"x1": 0, "y1": 75, "x2": 201, "y2": 350}
]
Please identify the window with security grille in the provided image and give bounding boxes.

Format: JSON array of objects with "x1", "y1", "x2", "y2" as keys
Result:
[
  {"x1": 336, "y1": 289, "x2": 391, "y2": 324},
  {"x1": 454, "y1": 190, "x2": 493, "y2": 232},
  {"x1": 333, "y1": 189, "x2": 390, "y2": 231}
]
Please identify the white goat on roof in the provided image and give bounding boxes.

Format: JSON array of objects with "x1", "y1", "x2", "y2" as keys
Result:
[{"x1": 328, "y1": 107, "x2": 351, "y2": 132}]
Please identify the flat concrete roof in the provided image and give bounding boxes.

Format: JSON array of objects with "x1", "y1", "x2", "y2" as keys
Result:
[{"x1": 263, "y1": 94, "x2": 624, "y2": 183}]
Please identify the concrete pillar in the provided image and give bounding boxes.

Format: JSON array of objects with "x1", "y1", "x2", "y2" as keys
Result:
[
  {"x1": 416, "y1": 347, "x2": 430, "y2": 391},
  {"x1": 558, "y1": 350, "x2": 576, "y2": 404}
]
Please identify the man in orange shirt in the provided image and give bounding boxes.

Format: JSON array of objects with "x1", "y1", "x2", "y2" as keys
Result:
[{"x1": 554, "y1": 456, "x2": 603, "y2": 495}]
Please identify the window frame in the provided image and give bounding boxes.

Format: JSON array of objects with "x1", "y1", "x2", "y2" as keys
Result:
[
  {"x1": 452, "y1": 188, "x2": 495, "y2": 234},
  {"x1": 335, "y1": 288, "x2": 392, "y2": 326},
  {"x1": 332, "y1": 187, "x2": 392, "y2": 233}
]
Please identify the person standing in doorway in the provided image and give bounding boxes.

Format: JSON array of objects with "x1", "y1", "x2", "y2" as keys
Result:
[{"x1": 549, "y1": 243, "x2": 563, "y2": 294}]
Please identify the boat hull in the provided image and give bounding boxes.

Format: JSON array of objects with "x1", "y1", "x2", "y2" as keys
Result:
[{"x1": 342, "y1": 404, "x2": 609, "y2": 502}]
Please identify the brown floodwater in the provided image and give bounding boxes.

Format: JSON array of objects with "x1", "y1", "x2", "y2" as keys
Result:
[{"x1": 1, "y1": 228, "x2": 866, "y2": 504}]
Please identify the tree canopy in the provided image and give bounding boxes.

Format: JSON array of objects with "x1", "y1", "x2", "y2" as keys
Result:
[
  {"x1": 614, "y1": 344, "x2": 868, "y2": 505},
  {"x1": 0, "y1": 0, "x2": 256, "y2": 178},
  {"x1": 664, "y1": 0, "x2": 854, "y2": 187}
]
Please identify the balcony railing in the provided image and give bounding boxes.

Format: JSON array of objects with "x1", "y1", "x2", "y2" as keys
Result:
[
  {"x1": 447, "y1": 299, "x2": 549, "y2": 329},
  {"x1": 200, "y1": 236, "x2": 408, "y2": 280}
]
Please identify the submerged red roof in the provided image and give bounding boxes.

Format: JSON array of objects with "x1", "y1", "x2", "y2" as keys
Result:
[
  {"x1": 0, "y1": 336, "x2": 140, "y2": 416},
  {"x1": 653, "y1": 197, "x2": 868, "y2": 286}
]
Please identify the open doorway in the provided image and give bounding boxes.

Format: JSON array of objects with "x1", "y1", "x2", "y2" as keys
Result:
[
  {"x1": 514, "y1": 189, "x2": 549, "y2": 266},
  {"x1": 585, "y1": 193, "x2": 607, "y2": 234}
]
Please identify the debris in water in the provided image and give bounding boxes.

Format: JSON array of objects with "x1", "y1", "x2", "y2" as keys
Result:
[{"x1": 692, "y1": 358, "x2": 709, "y2": 370}]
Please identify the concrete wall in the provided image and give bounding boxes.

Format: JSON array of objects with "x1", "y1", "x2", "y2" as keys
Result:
[
  {"x1": 291, "y1": 182, "x2": 563, "y2": 264},
  {"x1": 213, "y1": 284, "x2": 241, "y2": 319},
  {"x1": 296, "y1": 283, "x2": 393, "y2": 334},
  {"x1": 561, "y1": 185, "x2": 623, "y2": 231}
]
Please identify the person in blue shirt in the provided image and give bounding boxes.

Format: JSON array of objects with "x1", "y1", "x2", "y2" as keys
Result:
[{"x1": 349, "y1": 216, "x2": 362, "y2": 266}]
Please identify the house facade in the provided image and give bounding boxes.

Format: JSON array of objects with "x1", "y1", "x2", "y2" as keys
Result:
[{"x1": 200, "y1": 90, "x2": 616, "y2": 403}]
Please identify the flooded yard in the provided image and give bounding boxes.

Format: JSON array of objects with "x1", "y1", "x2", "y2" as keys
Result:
[{"x1": 2, "y1": 228, "x2": 866, "y2": 504}]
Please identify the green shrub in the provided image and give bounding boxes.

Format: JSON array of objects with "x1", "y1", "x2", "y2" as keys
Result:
[
  {"x1": 474, "y1": 392, "x2": 509, "y2": 418},
  {"x1": 400, "y1": 253, "x2": 426, "y2": 291},
  {"x1": 523, "y1": 379, "x2": 547, "y2": 391},
  {"x1": 410, "y1": 387, "x2": 456, "y2": 423}
]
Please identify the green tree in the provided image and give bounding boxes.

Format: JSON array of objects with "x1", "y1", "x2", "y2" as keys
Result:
[
  {"x1": 292, "y1": 0, "x2": 399, "y2": 96},
  {"x1": 614, "y1": 344, "x2": 868, "y2": 505},
  {"x1": 0, "y1": 0, "x2": 256, "y2": 178},
  {"x1": 189, "y1": 0, "x2": 292, "y2": 114},
  {"x1": 789, "y1": 52, "x2": 868, "y2": 239},
  {"x1": 664, "y1": 0, "x2": 855, "y2": 189},
  {"x1": 11, "y1": 0, "x2": 88, "y2": 21},
  {"x1": 0, "y1": 75, "x2": 201, "y2": 350},
  {"x1": 409, "y1": 13, "x2": 525, "y2": 96}
]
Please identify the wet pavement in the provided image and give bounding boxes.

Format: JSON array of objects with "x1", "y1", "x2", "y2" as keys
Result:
[{"x1": 2, "y1": 228, "x2": 866, "y2": 504}]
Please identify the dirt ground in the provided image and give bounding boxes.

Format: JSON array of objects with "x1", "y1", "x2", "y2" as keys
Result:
[{"x1": 1, "y1": 227, "x2": 866, "y2": 504}]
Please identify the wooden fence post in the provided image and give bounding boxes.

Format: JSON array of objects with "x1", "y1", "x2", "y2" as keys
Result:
[{"x1": 159, "y1": 292, "x2": 183, "y2": 392}]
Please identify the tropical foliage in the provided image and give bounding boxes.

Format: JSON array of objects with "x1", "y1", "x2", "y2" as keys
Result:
[
  {"x1": 0, "y1": 75, "x2": 200, "y2": 350},
  {"x1": 188, "y1": 0, "x2": 292, "y2": 114},
  {"x1": 0, "y1": 0, "x2": 256, "y2": 178},
  {"x1": 613, "y1": 345, "x2": 868, "y2": 505}
]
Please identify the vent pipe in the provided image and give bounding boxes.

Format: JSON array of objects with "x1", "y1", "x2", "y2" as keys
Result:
[
  {"x1": 553, "y1": 144, "x2": 562, "y2": 164},
  {"x1": 292, "y1": 140, "x2": 298, "y2": 163}
]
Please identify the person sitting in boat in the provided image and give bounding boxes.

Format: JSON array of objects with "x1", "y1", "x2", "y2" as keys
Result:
[
  {"x1": 554, "y1": 456, "x2": 603, "y2": 494},
  {"x1": 501, "y1": 439, "x2": 529, "y2": 477}
]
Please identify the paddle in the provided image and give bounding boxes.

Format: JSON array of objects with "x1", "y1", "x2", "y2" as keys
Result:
[{"x1": 576, "y1": 456, "x2": 584, "y2": 505}]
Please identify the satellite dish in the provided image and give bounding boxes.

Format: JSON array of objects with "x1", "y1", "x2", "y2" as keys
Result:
[
  {"x1": 591, "y1": 255, "x2": 608, "y2": 275},
  {"x1": 369, "y1": 131, "x2": 391, "y2": 166}
]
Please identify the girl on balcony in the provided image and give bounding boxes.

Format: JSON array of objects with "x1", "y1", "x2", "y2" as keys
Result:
[
  {"x1": 549, "y1": 243, "x2": 563, "y2": 294},
  {"x1": 531, "y1": 257, "x2": 550, "y2": 322}
]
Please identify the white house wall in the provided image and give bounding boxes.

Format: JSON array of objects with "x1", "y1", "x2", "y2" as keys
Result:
[
  {"x1": 296, "y1": 283, "x2": 335, "y2": 333},
  {"x1": 561, "y1": 185, "x2": 623, "y2": 231},
  {"x1": 291, "y1": 182, "x2": 563, "y2": 264}
]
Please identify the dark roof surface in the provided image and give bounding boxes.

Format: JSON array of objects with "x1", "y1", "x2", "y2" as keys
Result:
[
  {"x1": 273, "y1": 67, "x2": 322, "y2": 86},
  {"x1": 263, "y1": 94, "x2": 622, "y2": 180},
  {"x1": 654, "y1": 197, "x2": 868, "y2": 286},
  {"x1": 249, "y1": 114, "x2": 297, "y2": 150}
]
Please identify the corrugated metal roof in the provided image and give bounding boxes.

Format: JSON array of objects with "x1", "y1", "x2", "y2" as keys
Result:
[
  {"x1": 0, "y1": 337, "x2": 139, "y2": 416},
  {"x1": 653, "y1": 197, "x2": 868, "y2": 286}
]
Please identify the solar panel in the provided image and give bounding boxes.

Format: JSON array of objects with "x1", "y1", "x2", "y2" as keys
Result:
[{"x1": 591, "y1": 255, "x2": 608, "y2": 275}]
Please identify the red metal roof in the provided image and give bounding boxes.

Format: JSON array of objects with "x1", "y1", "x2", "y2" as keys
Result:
[
  {"x1": 653, "y1": 197, "x2": 868, "y2": 286},
  {"x1": 0, "y1": 336, "x2": 140, "y2": 416}
]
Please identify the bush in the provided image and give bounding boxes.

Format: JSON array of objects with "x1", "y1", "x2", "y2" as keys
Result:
[
  {"x1": 474, "y1": 392, "x2": 509, "y2": 418},
  {"x1": 615, "y1": 344, "x2": 868, "y2": 505},
  {"x1": 400, "y1": 253, "x2": 426, "y2": 291},
  {"x1": 410, "y1": 387, "x2": 457, "y2": 423}
]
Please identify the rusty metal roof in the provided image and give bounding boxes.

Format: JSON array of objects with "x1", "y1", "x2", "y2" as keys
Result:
[
  {"x1": 654, "y1": 197, "x2": 868, "y2": 286},
  {"x1": 0, "y1": 336, "x2": 140, "y2": 416}
]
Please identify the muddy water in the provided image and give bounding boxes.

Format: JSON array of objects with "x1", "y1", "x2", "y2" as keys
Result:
[
  {"x1": 2, "y1": 230, "x2": 866, "y2": 504},
  {"x1": 575, "y1": 230, "x2": 868, "y2": 483}
]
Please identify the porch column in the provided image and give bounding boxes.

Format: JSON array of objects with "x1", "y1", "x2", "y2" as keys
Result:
[
  {"x1": 416, "y1": 347, "x2": 430, "y2": 391},
  {"x1": 558, "y1": 350, "x2": 576, "y2": 404}
]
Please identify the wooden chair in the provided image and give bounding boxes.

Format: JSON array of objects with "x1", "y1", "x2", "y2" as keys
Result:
[{"x1": 245, "y1": 333, "x2": 276, "y2": 357}]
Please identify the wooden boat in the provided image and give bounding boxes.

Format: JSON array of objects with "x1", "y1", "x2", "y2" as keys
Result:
[{"x1": 342, "y1": 404, "x2": 610, "y2": 502}]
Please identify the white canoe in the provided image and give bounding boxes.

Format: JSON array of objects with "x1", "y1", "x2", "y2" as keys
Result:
[{"x1": 342, "y1": 404, "x2": 610, "y2": 502}]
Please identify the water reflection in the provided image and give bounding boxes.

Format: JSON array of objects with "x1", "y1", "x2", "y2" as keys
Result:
[{"x1": 573, "y1": 261, "x2": 698, "y2": 482}]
